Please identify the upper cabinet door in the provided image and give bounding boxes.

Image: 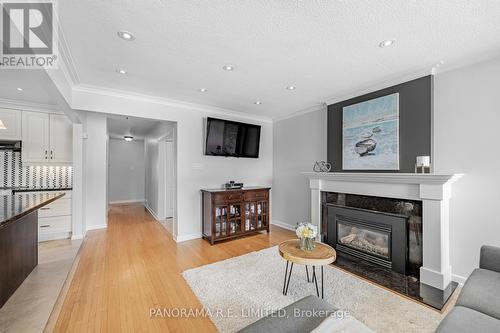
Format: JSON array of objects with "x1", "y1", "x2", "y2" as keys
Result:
[
  {"x1": 49, "y1": 114, "x2": 73, "y2": 163},
  {"x1": 22, "y1": 111, "x2": 50, "y2": 163},
  {"x1": 0, "y1": 109, "x2": 22, "y2": 140}
]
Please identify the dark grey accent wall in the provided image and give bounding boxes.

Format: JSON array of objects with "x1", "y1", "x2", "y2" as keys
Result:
[{"x1": 327, "y1": 75, "x2": 432, "y2": 172}]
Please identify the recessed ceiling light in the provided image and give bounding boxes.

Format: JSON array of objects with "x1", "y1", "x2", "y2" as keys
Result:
[
  {"x1": 379, "y1": 40, "x2": 395, "y2": 48},
  {"x1": 117, "y1": 30, "x2": 135, "y2": 41},
  {"x1": 254, "y1": 101, "x2": 262, "y2": 105},
  {"x1": 286, "y1": 86, "x2": 296, "y2": 90},
  {"x1": 124, "y1": 135, "x2": 134, "y2": 142},
  {"x1": 16, "y1": 87, "x2": 23, "y2": 92},
  {"x1": 117, "y1": 69, "x2": 127, "y2": 74},
  {"x1": 222, "y1": 65, "x2": 235, "y2": 71},
  {"x1": 199, "y1": 88, "x2": 208, "y2": 92}
]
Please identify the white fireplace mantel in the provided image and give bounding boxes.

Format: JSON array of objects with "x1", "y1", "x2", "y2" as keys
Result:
[{"x1": 303, "y1": 172, "x2": 463, "y2": 290}]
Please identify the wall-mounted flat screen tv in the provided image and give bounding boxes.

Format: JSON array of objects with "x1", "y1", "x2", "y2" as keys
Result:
[{"x1": 205, "y1": 117, "x2": 261, "y2": 158}]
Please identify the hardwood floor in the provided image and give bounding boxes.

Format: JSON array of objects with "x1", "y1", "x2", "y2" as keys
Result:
[{"x1": 53, "y1": 203, "x2": 294, "y2": 332}]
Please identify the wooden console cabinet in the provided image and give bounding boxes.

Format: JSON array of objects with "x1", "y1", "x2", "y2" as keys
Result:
[{"x1": 201, "y1": 187, "x2": 270, "y2": 244}]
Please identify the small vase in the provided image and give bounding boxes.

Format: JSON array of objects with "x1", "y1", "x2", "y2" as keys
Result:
[{"x1": 299, "y1": 237, "x2": 316, "y2": 251}]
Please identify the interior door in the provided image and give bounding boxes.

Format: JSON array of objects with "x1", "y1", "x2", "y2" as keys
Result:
[
  {"x1": 22, "y1": 111, "x2": 50, "y2": 163},
  {"x1": 50, "y1": 114, "x2": 73, "y2": 163}
]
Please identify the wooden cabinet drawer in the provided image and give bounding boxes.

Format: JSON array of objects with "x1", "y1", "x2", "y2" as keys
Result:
[
  {"x1": 38, "y1": 215, "x2": 71, "y2": 235},
  {"x1": 213, "y1": 192, "x2": 243, "y2": 204},
  {"x1": 38, "y1": 198, "x2": 71, "y2": 217},
  {"x1": 244, "y1": 190, "x2": 269, "y2": 201}
]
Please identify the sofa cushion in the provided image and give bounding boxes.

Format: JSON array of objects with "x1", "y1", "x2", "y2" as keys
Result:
[
  {"x1": 456, "y1": 268, "x2": 500, "y2": 320},
  {"x1": 436, "y1": 306, "x2": 500, "y2": 333},
  {"x1": 311, "y1": 313, "x2": 373, "y2": 333},
  {"x1": 237, "y1": 295, "x2": 336, "y2": 333}
]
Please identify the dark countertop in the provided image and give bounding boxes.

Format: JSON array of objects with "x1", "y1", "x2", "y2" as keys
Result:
[
  {"x1": 0, "y1": 192, "x2": 65, "y2": 228},
  {"x1": 201, "y1": 186, "x2": 271, "y2": 193},
  {"x1": 12, "y1": 187, "x2": 72, "y2": 193}
]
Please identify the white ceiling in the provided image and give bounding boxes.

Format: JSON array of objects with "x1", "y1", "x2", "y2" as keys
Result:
[
  {"x1": 59, "y1": 0, "x2": 500, "y2": 119},
  {"x1": 107, "y1": 114, "x2": 173, "y2": 139},
  {"x1": 0, "y1": 70, "x2": 68, "y2": 109}
]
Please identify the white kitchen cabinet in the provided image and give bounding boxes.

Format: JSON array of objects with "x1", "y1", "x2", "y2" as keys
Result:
[
  {"x1": 21, "y1": 111, "x2": 50, "y2": 163},
  {"x1": 50, "y1": 114, "x2": 73, "y2": 163},
  {"x1": 24, "y1": 190, "x2": 72, "y2": 241},
  {"x1": 0, "y1": 108, "x2": 22, "y2": 140},
  {"x1": 22, "y1": 111, "x2": 72, "y2": 164}
]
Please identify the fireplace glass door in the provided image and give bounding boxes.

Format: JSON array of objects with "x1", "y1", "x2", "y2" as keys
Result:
[{"x1": 337, "y1": 221, "x2": 391, "y2": 260}]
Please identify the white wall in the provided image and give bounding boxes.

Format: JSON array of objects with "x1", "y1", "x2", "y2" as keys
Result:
[
  {"x1": 434, "y1": 56, "x2": 500, "y2": 281},
  {"x1": 108, "y1": 138, "x2": 145, "y2": 203},
  {"x1": 82, "y1": 112, "x2": 108, "y2": 230},
  {"x1": 272, "y1": 108, "x2": 327, "y2": 229},
  {"x1": 71, "y1": 91, "x2": 273, "y2": 241},
  {"x1": 71, "y1": 123, "x2": 84, "y2": 238},
  {"x1": 144, "y1": 122, "x2": 171, "y2": 219}
]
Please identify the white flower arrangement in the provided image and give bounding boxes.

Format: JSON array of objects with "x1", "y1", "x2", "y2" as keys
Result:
[{"x1": 295, "y1": 222, "x2": 318, "y2": 239}]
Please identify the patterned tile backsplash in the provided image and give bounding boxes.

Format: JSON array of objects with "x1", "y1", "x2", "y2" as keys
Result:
[{"x1": 1, "y1": 151, "x2": 72, "y2": 188}]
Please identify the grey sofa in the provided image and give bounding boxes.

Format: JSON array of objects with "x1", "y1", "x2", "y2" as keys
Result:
[
  {"x1": 436, "y1": 245, "x2": 500, "y2": 332},
  {"x1": 238, "y1": 295, "x2": 335, "y2": 333}
]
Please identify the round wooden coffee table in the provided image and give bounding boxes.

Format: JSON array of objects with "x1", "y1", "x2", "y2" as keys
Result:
[{"x1": 278, "y1": 239, "x2": 336, "y2": 299}]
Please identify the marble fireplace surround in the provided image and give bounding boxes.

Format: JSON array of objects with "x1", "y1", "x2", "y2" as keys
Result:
[{"x1": 302, "y1": 172, "x2": 463, "y2": 291}]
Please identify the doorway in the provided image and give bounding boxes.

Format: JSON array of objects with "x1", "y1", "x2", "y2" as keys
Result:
[{"x1": 106, "y1": 115, "x2": 177, "y2": 235}]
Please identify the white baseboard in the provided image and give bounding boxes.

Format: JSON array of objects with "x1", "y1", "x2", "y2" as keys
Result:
[
  {"x1": 71, "y1": 234, "x2": 84, "y2": 240},
  {"x1": 86, "y1": 224, "x2": 107, "y2": 231},
  {"x1": 109, "y1": 199, "x2": 145, "y2": 204},
  {"x1": 144, "y1": 203, "x2": 161, "y2": 221},
  {"x1": 271, "y1": 219, "x2": 296, "y2": 231},
  {"x1": 452, "y1": 273, "x2": 467, "y2": 285},
  {"x1": 174, "y1": 233, "x2": 202, "y2": 243}
]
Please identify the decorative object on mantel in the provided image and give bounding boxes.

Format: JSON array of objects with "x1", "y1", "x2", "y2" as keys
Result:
[
  {"x1": 342, "y1": 93, "x2": 400, "y2": 170},
  {"x1": 415, "y1": 156, "x2": 431, "y2": 173},
  {"x1": 313, "y1": 161, "x2": 331, "y2": 173},
  {"x1": 296, "y1": 222, "x2": 318, "y2": 251}
]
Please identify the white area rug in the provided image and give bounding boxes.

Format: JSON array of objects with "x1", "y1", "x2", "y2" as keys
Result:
[{"x1": 182, "y1": 246, "x2": 444, "y2": 333}]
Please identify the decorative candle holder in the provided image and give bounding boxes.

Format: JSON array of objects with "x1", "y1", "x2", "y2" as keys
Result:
[{"x1": 415, "y1": 156, "x2": 431, "y2": 173}]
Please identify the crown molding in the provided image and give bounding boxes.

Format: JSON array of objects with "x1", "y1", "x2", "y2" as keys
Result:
[
  {"x1": 72, "y1": 84, "x2": 274, "y2": 124},
  {"x1": 273, "y1": 103, "x2": 327, "y2": 122},
  {"x1": 0, "y1": 98, "x2": 61, "y2": 113},
  {"x1": 323, "y1": 67, "x2": 433, "y2": 106},
  {"x1": 55, "y1": 17, "x2": 80, "y2": 86},
  {"x1": 430, "y1": 48, "x2": 500, "y2": 77}
]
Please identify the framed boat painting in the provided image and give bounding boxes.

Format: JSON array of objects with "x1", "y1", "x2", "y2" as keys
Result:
[{"x1": 342, "y1": 93, "x2": 400, "y2": 170}]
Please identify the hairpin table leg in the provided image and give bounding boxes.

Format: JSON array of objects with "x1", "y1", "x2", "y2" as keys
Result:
[
  {"x1": 282, "y1": 261, "x2": 289, "y2": 294},
  {"x1": 284, "y1": 262, "x2": 294, "y2": 295},
  {"x1": 312, "y1": 266, "x2": 319, "y2": 297},
  {"x1": 321, "y1": 265, "x2": 324, "y2": 299}
]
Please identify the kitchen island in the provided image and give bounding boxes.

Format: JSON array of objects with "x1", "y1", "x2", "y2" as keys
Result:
[{"x1": 0, "y1": 192, "x2": 65, "y2": 307}]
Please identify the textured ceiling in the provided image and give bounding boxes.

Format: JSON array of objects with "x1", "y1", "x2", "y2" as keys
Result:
[
  {"x1": 107, "y1": 114, "x2": 164, "y2": 139},
  {"x1": 59, "y1": 0, "x2": 500, "y2": 118},
  {"x1": 0, "y1": 70, "x2": 67, "y2": 108}
]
